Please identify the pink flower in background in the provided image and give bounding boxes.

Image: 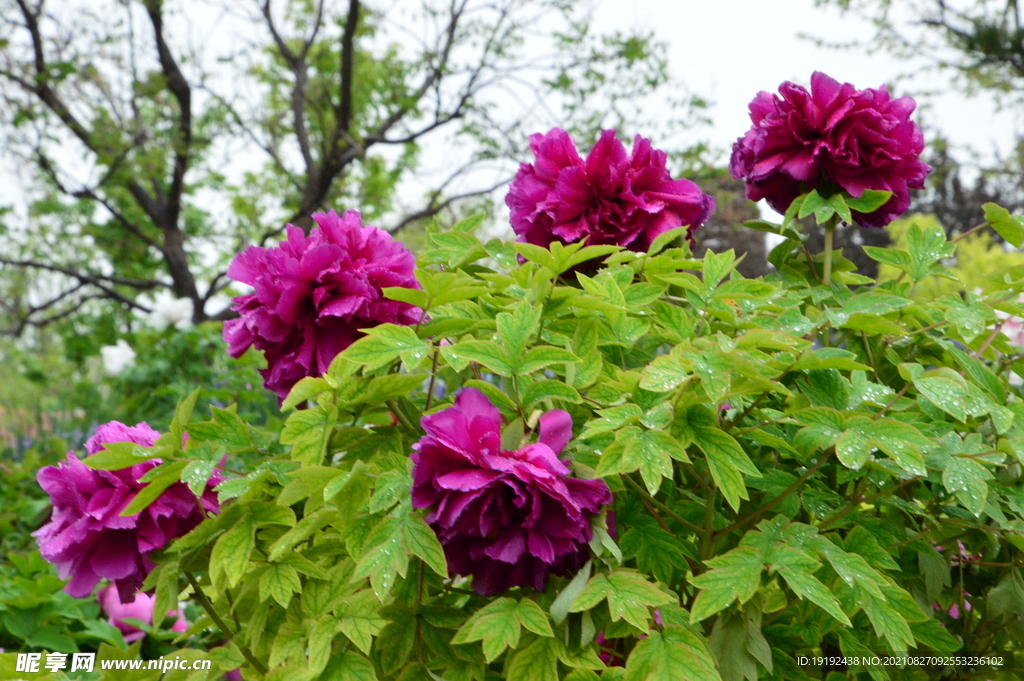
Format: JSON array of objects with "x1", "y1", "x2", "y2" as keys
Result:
[
  {"x1": 507, "y1": 128, "x2": 715, "y2": 253},
  {"x1": 98, "y1": 585, "x2": 187, "y2": 642},
  {"x1": 34, "y1": 421, "x2": 221, "y2": 603},
  {"x1": 411, "y1": 388, "x2": 612, "y2": 595},
  {"x1": 223, "y1": 210, "x2": 421, "y2": 401},
  {"x1": 730, "y1": 71, "x2": 929, "y2": 227}
]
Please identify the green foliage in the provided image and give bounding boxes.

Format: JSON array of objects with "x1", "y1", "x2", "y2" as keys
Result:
[
  {"x1": 876, "y1": 214, "x2": 1024, "y2": 300},
  {"x1": 24, "y1": 200, "x2": 1024, "y2": 678}
]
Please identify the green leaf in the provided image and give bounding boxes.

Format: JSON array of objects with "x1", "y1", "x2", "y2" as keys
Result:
[
  {"x1": 449, "y1": 340, "x2": 513, "y2": 376},
  {"x1": 692, "y1": 421, "x2": 760, "y2": 512},
  {"x1": 210, "y1": 516, "x2": 255, "y2": 589},
  {"x1": 864, "y1": 245, "x2": 913, "y2": 271},
  {"x1": 336, "y1": 591, "x2": 386, "y2": 655},
  {"x1": 620, "y1": 521, "x2": 694, "y2": 585},
  {"x1": 570, "y1": 569, "x2": 673, "y2": 630},
  {"x1": 702, "y1": 250, "x2": 736, "y2": 291},
  {"x1": 551, "y1": 562, "x2": 592, "y2": 625},
  {"x1": 845, "y1": 416, "x2": 928, "y2": 476},
  {"x1": 453, "y1": 598, "x2": 521, "y2": 662},
  {"x1": 186, "y1": 407, "x2": 257, "y2": 452},
  {"x1": 119, "y1": 461, "x2": 188, "y2": 516},
  {"x1": 515, "y1": 599, "x2": 555, "y2": 637},
  {"x1": 81, "y1": 441, "x2": 163, "y2": 470},
  {"x1": 826, "y1": 192, "x2": 852, "y2": 225},
  {"x1": 647, "y1": 226, "x2": 691, "y2": 255},
  {"x1": 859, "y1": 589, "x2": 914, "y2": 653},
  {"x1": 352, "y1": 516, "x2": 407, "y2": 599},
  {"x1": 983, "y1": 202, "x2": 1024, "y2": 248},
  {"x1": 280, "y1": 404, "x2": 338, "y2": 467},
  {"x1": 905, "y1": 218, "x2": 956, "y2": 280},
  {"x1": 950, "y1": 346, "x2": 1004, "y2": 399},
  {"x1": 917, "y1": 546, "x2": 951, "y2": 603},
  {"x1": 322, "y1": 650, "x2": 377, "y2": 681},
  {"x1": 507, "y1": 636, "x2": 559, "y2": 681},
  {"x1": 382, "y1": 286, "x2": 428, "y2": 309},
  {"x1": 913, "y1": 369, "x2": 968, "y2": 422},
  {"x1": 910, "y1": 618, "x2": 960, "y2": 653},
  {"x1": 797, "y1": 190, "x2": 829, "y2": 220},
  {"x1": 709, "y1": 604, "x2": 770, "y2": 681},
  {"x1": 343, "y1": 324, "x2": 428, "y2": 370},
  {"x1": 713, "y1": 279, "x2": 776, "y2": 301},
  {"x1": 639, "y1": 353, "x2": 690, "y2": 392},
  {"x1": 942, "y1": 456, "x2": 991, "y2": 516},
  {"x1": 622, "y1": 428, "x2": 689, "y2": 494},
  {"x1": 514, "y1": 242, "x2": 559, "y2": 271},
  {"x1": 517, "y1": 346, "x2": 579, "y2": 374},
  {"x1": 689, "y1": 546, "x2": 763, "y2": 622},
  {"x1": 181, "y1": 458, "x2": 218, "y2": 499},
  {"x1": 282, "y1": 377, "x2": 332, "y2": 411},
  {"x1": 835, "y1": 430, "x2": 871, "y2": 470},
  {"x1": 687, "y1": 348, "x2": 732, "y2": 402},
  {"x1": 845, "y1": 189, "x2": 892, "y2": 213},
  {"x1": 497, "y1": 303, "x2": 541, "y2": 359},
  {"x1": 403, "y1": 515, "x2": 448, "y2": 579},
  {"x1": 522, "y1": 379, "x2": 582, "y2": 407},
  {"x1": 771, "y1": 546, "x2": 851, "y2": 625},
  {"x1": 350, "y1": 374, "x2": 428, "y2": 406},
  {"x1": 624, "y1": 626, "x2": 722, "y2": 681},
  {"x1": 259, "y1": 563, "x2": 302, "y2": 607},
  {"x1": 167, "y1": 388, "x2": 200, "y2": 451}
]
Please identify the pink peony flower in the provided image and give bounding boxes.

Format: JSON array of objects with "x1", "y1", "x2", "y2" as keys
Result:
[
  {"x1": 506, "y1": 128, "x2": 715, "y2": 253},
  {"x1": 34, "y1": 421, "x2": 221, "y2": 603},
  {"x1": 223, "y1": 210, "x2": 422, "y2": 401},
  {"x1": 98, "y1": 584, "x2": 187, "y2": 643},
  {"x1": 411, "y1": 388, "x2": 612, "y2": 595},
  {"x1": 730, "y1": 71, "x2": 930, "y2": 227}
]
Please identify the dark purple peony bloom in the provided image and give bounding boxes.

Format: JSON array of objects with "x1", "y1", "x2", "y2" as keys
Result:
[
  {"x1": 34, "y1": 421, "x2": 221, "y2": 603},
  {"x1": 223, "y1": 210, "x2": 421, "y2": 401},
  {"x1": 729, "y1": 71, "x2": 930, "y2": 228},
  {"x1": 506, "y1": 128, "x2": 715, "y2": 252},
  {"x1": 411, "y1": 388, "x2": 611, "y2": 595}
]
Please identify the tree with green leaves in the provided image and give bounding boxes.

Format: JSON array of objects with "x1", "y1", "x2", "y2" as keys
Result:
[{"x1": 0, "y1": 0, "x2": 698, "y2": 336}]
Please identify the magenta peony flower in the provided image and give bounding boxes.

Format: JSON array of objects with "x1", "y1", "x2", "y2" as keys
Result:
[
  {"x1": 411, "y1": 388, "x2": 611, "y2": 595},
  {"x1": 223, "y1": 210, "x2": 422, "y2": 401},
  {"x1": 98, "y1": 584, "x2": 187, "y2": 642},
  {"x1": 730, "y1": 71, "x2": 930, "y2": 228},
  {"x1": 34, "y1": 421, "x2": 221, "y2": 603},
  {"x1": 506, "y1": 128, "x2": 715, "y2": 253}
]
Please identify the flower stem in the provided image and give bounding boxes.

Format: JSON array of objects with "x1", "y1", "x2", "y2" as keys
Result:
[
  {"x1": 823, "y1": 219, "x2": 836, "y2": 286},
  {"x1": 184, "y1": 571, "x2": 268, "y2": 676}
]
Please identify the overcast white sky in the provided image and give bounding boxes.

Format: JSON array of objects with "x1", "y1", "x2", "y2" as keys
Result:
[{"x1": 589, "y1": 0, "x2": 1020, "y2": 168}]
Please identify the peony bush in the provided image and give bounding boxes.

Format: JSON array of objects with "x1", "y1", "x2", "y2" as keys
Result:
[{"x1": 14, "y1": 73, "x2": 1024, "y2": 680}]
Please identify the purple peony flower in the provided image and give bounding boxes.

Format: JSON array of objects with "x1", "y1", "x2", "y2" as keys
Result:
[
  {"x1": 411, "y1": 388, "x2": 611, "y2": 595},
  {"x1": 34, "y1": 421, "x2": 221, "y2": 603},
  {"x1": 98, "y1": 584, "x2": 187, "y2": 643},
  {"x1": 223, "y1": 210, "x2": 422, "y2": 401},
  {"x1": 730, "y1": 71, "x2": 930, "y2": 228},
  {"x1": 506, "y1": 128, "x2": 715, "y2": 253}
]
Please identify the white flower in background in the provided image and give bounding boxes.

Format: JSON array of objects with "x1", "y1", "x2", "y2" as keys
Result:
[
  {"x1": 100, "y1": 340, "x2": 136, "y2": 376},
  {"x1": 147, "y1": 291, "x2": 194, "y2": 331}
]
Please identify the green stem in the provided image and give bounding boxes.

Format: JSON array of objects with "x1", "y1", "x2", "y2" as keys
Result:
[
  {"x1": 185, "y1": 572, "x2": 268, "y2": 676},
  {"x1": 425, "y1": 349, "x2": 440, "y2": 411},
  {"x1": 386, "y1": 399, "x2": 417, "y2": 432},
  {"x1": 715, "y1": 449, "x2": 832, "y2": 537},
  {"x1": 823, "y1": 221, "x2": 836, "y2": 286}
]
